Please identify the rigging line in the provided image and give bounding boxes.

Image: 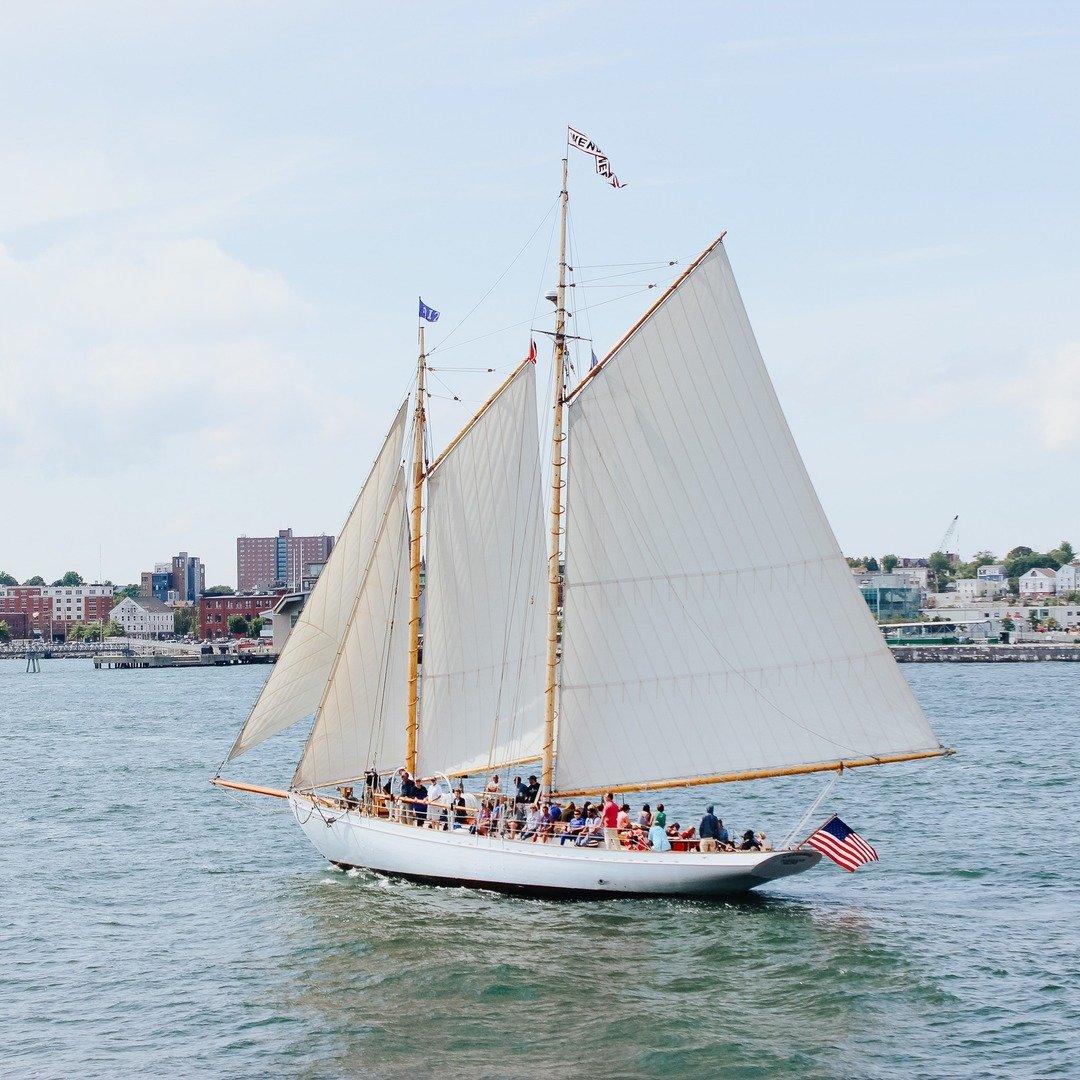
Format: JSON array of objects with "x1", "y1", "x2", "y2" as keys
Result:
[
  {"x1": 573, "y1": 260, "x2": 680, "y2": 269},
  {"x1": 430, "y1": 196, "x2": 560, "y2": 356},
  {"x1": 576, "y1": 436, "x2": 869, "y2": 760},
  {"x1": 433, "y1": 282, "x2": 666, "y2": 357},
  {"x1": 573, "y1": 266, "x2": 675, "y2": 285},
  {"x1": 427, "y1": 369, "x2": 463, "y2": 402}
]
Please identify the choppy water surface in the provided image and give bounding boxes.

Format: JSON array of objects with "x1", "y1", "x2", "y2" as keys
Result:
[{"x1": 1, "y1": 660, "x2": 1078, "y2": 1078}]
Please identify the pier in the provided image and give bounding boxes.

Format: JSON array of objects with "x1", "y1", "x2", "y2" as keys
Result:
[
  {"x1": 890, "y1": 643, "x2": 1080, "y2": 662},
  {"x1": 93, "y1": 648, "x2": 275, "y2": 669}
]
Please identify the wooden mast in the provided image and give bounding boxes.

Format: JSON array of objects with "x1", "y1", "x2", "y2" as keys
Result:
[
  {"x1": 405, "y1": 327, "x2": 426, "y2": 775},
  {"x1": 541, "y1": 156, "x2": 569, "y2": 793}
]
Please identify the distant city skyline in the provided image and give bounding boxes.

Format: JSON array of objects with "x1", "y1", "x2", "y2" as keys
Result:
[{"x1": 1, "y1": 5, "x2": 1078, "y2": 582}]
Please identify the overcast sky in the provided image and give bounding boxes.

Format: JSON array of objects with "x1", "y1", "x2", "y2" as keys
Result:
[{"x1": 1, "y1": 2, "x2": 1078, "y2": 586}]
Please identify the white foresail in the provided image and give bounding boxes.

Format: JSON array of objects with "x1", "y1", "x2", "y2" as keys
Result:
[
  {"x1": 557, "y1": 239, "x2": 943, "y2": 793},
  {"x1": 227, "y1": 402, "x2": 408, "y2": 761},
  {"x1": 292, "y1": 471, "x2": 410, "y2": 789},
  {"x1": 419, "y1": 362, "x2": 548, "y2": 777}
]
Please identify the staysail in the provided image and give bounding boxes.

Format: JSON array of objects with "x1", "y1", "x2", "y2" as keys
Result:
[
  {"x1": 556, "y1": 238, "x2": 943, "y2": 793},
  {"x1": 292, "y1": 470, "x2": 410, "y2": 789},
  {"x1": 419, "y1": 361, "x2": 548, "y2": 777},
  {"x1": 226, "y1": 402, "x2": 408, "y2": 761}
]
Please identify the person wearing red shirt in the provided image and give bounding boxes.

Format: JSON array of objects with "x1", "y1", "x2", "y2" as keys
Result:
[{"x1": 602, "y1": 792, "x2": 620, "y2": 850}]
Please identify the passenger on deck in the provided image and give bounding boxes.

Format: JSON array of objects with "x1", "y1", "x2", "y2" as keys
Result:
[
  {"x1": 718, "y1": 818, "x2": 732, "y2": 849},
  {"x1": 511, "y1": 776, "x2": 528, "y2": 837},
  {"x1": 637, "y1": 804, "x2": 652, "y2": 829},
  {"x1": 740, "y1": 829, "x2": 762, "y2": 851},
  {"x1": 473, "y1": 800, "x2": 492, "y2": 835},
  {"x1": 524, "y1": 775, "x2": 541, "y2": 804},
  {"x1": 602, "y1": 792, "x2": 621, "y2": 850},
  {"x1": 560, "y1": 807, "x2": 588, "y2": 844},
  {"x1": 413, "y1": 777, "x2": 428, "y2": 827},
  {"x1": 452, "y1": 787, "x2": 468, "y2": 830},
  {"x1": 400, "y1": 771, "x2": 417, "y2": 824},
  {"x1": 648, "y1": 803, "x2": 671, "y2": 851},
  {"x1": 699, "y1": 805, "x2": 721, "y2": 852},
  {"x1": 520, "y1": 803, "x2": 542, "y2": 841},
  {"x1": 576, "y1": 807, "x2": 604, "y2": 846},
  {"x1": 338, "y1": 785, "x2": 359, "y2": 810},
  {"x1": 757, "y1": 832, "x2": 771, "y2": 851},
  {"x1": 485, "y1": 774, "x2": 501, "y2": 794}
]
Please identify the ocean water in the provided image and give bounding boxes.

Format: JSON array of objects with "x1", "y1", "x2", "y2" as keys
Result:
[{"x1": 0, "y1": 659, "x2": 1077, "y2": 1079}]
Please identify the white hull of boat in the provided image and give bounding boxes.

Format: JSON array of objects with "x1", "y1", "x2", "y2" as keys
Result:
[{"x1": 290, "y1": 794, "x2": 822, "y2": 898}]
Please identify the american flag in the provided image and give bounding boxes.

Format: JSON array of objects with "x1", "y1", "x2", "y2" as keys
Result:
[{"x1": 806, "y1": 815, "x2": 879, "y2": 872}]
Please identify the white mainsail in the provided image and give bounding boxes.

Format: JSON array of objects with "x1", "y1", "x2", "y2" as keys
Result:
[
  {"x1": 227, "y1": 402, "x2": 408, "y2": 761},
  {"x1": 556, "y1": 238, "x2": 942, "y2": 793},
  {"x1": 419, "y1": 361, "x2": 548, "y2": 777},
  {"x1": 293, "y1": 470, "x2": 410, "y2": 789}
]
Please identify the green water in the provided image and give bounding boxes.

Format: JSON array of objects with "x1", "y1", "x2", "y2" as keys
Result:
[{"x1": 1, "y1": 660, "x2": 1076, "y2": 1078}]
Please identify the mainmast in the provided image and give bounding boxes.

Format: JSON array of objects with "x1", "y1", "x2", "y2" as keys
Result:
[
  {"x1": 406, "y1": 328, "x2": 426, "y2": 775},
  {"x1": 541, "y1": 157, "x2": 569, "y2": 792}
]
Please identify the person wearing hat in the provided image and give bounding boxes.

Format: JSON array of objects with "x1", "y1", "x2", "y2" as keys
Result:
[
  {"x1": 699, "y1": 804, "x2": 722, "y2": 852},
  {"x1": 524, "y1": 774, "x2": 540, "y2": 804}
]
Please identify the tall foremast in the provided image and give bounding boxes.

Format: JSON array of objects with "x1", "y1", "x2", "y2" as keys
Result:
[
  {"x1": 541, "y1": 156, "x2": 570, "y2": 793},
  {"x1": 406, "y1": 328, "x2": 427, "y2": 775}
]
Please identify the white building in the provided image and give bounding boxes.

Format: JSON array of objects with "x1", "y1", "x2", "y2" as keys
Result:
[
  {"x1": 1018, "y1": 567, "x2": 1057, "y2": 597},
  {"x1": 977, "y1": 564, "x2": 1007, "y2": 584},
  {"x1": 1055, "y1": 563, "x2": 1080, "y2": 595},
  {"x1": 954, "y1": 578, "x2": 1000, "y2": 602},
  {"x1": 43, "y1": 583, "x2": 114, "y2": 627},
  {"x1": 893, "y1": 566, "x2": 930, "y2": 589},
  {"x1": 110, "y1": 596, "x2": 174, "y2": 638}
]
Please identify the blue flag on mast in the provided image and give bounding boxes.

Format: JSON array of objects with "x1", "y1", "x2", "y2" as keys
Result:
[{"x1": 419, "y1": 298, "x2": 440, "y2": 323}]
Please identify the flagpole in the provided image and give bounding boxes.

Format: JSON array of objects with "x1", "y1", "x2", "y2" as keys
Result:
[
  {"x1": 541, "y1": 155, "x2": 569, "y2": 795},
  {"x1": 406, "y1": 322, "x2": 426, "y2": 776}
]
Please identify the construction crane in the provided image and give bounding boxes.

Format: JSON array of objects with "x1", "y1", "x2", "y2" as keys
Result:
[{"x1": 937, "y1": 515, "x2": 959, "y2": 560}]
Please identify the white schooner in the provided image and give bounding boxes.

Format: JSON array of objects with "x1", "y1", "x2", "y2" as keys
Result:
[{"x1": 213, "y1": 140, "x2": 950, "y2": 898}]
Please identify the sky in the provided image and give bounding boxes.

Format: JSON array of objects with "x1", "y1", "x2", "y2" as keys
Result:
[{"x1": 1, "y1": 1, "x2": 1078, "y2": 587}]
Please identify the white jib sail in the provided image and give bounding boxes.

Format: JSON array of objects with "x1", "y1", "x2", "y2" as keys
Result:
[
  {"x1": 419, "y1": 361, "x2": 548, "y2": 777},
  {"x1": 227, "y1": 402, "x2": 408, "y2": 761},
  {"x1": 557, "y1": 240, "x2": 942, "y2": 793},
  {"x1": 292, "y1": 470, "x2": 410, "y2": 790}
]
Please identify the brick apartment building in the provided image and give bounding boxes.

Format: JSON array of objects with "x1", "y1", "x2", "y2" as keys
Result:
[
  {"x1": 0, "y1": 583, "x2": 114, "y2": 639},
  {"x1": 199, "y1": 592, "x2": 280, "y2": 638},
  {"x1": 236, "y1": 528, "x2": 333, "y2": 592}
]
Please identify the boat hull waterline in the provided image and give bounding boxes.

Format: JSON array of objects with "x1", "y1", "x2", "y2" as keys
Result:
[{"x1": 291, "y1": 794, "x2": 822, "y2": 898}]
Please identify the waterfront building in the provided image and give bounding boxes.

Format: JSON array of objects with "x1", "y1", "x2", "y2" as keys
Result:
[
  {"x1": 2, "y1": 583, "x2": 114, "y2": 640},
  {"x1": 236, "y1": 528, "x2": 334, "y2": 592},
  {"x1": 1055, "y1": 563, "x2": 1080, "y2": 595},
  {"x1": 1018, "y1": 567, "x2": 1057, "y2": 597},
  {"x1": 110, "y1": 595, "x2": 174, "y2": 638},
  {"x1": 0, "y1": 586, "x2": 53, "y2": 638},
  {"x1": 43, "y1": 583, "x2": 114, "y2": 630},
  {"x1": 857, "y1": 573, "x2": 922, "y2": 620},
  {"x1": 199, "y1": 592, "x2": 278, "y2": 638}
]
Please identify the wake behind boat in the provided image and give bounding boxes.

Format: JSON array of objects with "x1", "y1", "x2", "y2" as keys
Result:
[{"x1": 213, "y1": 131, "x2": 950, "y2": 898}]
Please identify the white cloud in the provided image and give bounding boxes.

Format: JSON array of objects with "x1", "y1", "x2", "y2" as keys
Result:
[
  {"x1": 0, "y1": 238, "x2": 315, "y2": 473},
  {"x1": 1002, "y1": 342, "x2": 1080, "y2": 452}
]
